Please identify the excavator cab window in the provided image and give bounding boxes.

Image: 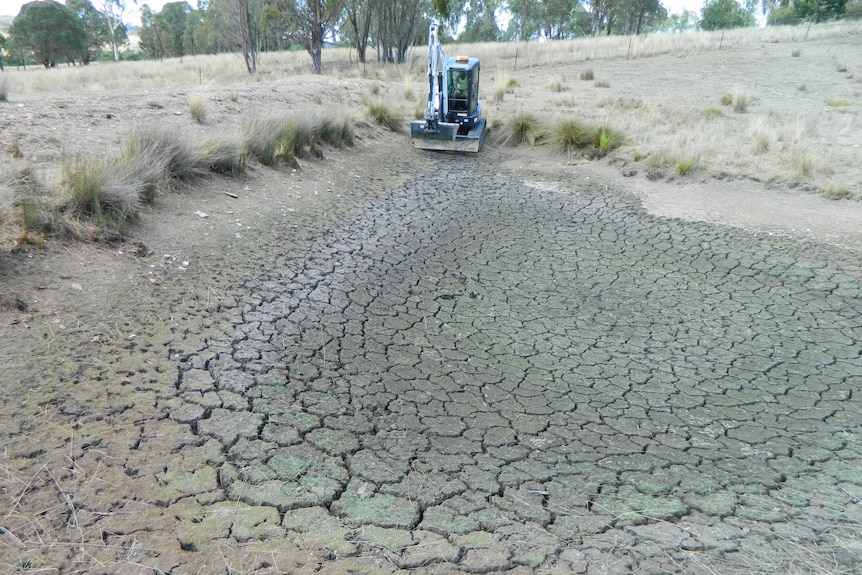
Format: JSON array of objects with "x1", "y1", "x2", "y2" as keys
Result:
[{"x1": 449, "y1": 69, "x2": 471, "y2": 112}]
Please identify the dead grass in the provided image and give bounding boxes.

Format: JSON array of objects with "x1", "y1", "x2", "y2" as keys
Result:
[
  {"x1": 189, "y1": 94, "x2": 207, "y2": 123},
  {"x1": 496, "y1": 111, "x2": 542, "y2": 147},
  {"x1": 2, "y1": 19, "x2": 861, "y2": 246},
  {"x1": 367, "y1": 102, "x2": 403, "y2": 132}
]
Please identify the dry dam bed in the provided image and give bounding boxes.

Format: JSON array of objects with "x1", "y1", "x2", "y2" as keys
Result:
[{"x1": 2, "y1": 152, "x2": 862, "y2": 574}]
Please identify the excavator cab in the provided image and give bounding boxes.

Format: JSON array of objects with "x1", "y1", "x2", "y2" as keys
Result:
[
  {"x1": 446, "y1": 59, "x2": 480, "y2": 121},
  {"x1": 411, "y1": 25, "x2": 486, "y2": 153}
]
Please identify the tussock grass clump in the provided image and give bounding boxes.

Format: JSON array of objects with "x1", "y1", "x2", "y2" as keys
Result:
[
  {"x1": 546, "y1": 77, "x2": 566, "y2": 92},
  {"x1": 791, "y1": 48, "x2": 801, "y2": 57},
  {"x1": 548, "y1": 119, "x2": 620, "y2": 156},
  {"x1": 313, "y1": 115, "x2": 355, "y2": 148},
  {"x1": 597, "y1": 126, "x2": 619, "y2": 155},
  {"x1": 721, "y1": 88, "x2": 750, "y2": 111},
  {"x1": 368, "y1": 103, "x2": 403, "y2": 132},
  {"x1": 0, "y1": 171, "x2": 18, "y2": 217},
  {"x1": 0, "y1": 75, "x2": 8, "y2": 103},
  {"x1": 580, "y1": 69, "x2": 594, "y2": 81},
  {"x1": 597, "y1": 96, "x2": 645, "y2": 111},
  {"x1": 548, "y1": 119, "x2": 595, "y2": 153},
  {"x1": 595, "y1": 80, "x2": 610, "y2": 88},
  {"x1": 497, "y1": 112, "x2": 542, "y2": 147},
  {"x1": 493, "y1": 69, "x2": 513, "y2": 103},
  {"x1": 242, "y1": 111, "x2": 355, "y2": 166},
  {"x1": 197, "y1": 134, "x2": 247, "y2": 175},
  {"x1": 62, "y1": 156, "x2": 142, "y2": 228},
  {"x1": 124, "y1": 125, "x2": 208, "y2": 191},
  {"x1": 242, "y1": 110, "x2": 289, "y2": 166},
  {"x1": 9, "y1": 134, "x2": 23, "y2": 159},
  {"x1": 732, "y1": 88, "x2": 751, "y2": 112},
  {"x1": 496, "y1": 113, "x2": 622, "y2": 156},
  {"x1": 493, "y1": 85, "x2": 506, "y2": 104},
  {"x1": 822, "y1": 184, "x2": 850, "y2": 199},
  {"x1": 189, "y1": 95, "x2": 207, "y2": 123},
  {"x1": 826, "y1": 99, "x2": 850, "y2": 106},
  {"x1": 676, "y1": 155, "x2": 698, "y2": 176}
]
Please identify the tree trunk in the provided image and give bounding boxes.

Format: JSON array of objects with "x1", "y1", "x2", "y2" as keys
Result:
[{"x1": 238, "y1": 0, "x2": 256, "y2": 73}]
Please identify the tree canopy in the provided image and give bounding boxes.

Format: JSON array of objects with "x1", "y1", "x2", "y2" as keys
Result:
[
  {"x1": 700, "y1": 0, "x2": 757, "y2": 29},
  {"x1": 8, "y1": 1, "x2": 86, "y2": 67},
  {"x1": 4, "y1": 0, "x2": 858, "y2": 75}
]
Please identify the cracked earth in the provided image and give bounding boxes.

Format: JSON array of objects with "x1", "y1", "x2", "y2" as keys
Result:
[
  {"x1": 4, "y1": 135, "x2": 861, "y2": 574},
  {"x1": 2, "y1": 37, "x2": 862, "y2": 575}
]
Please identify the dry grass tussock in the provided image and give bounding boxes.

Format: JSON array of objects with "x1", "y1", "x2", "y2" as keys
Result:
[
  {"x1": 3, "y1": 110, "x2": 353, "y2": 244},
  {"x1": 457, "y1": 21, "x2": 862, "y2": 72},
  {"x1": 0, "y1": 20, "x2": 858, "y2": 246},
  {"x1": 2, "y1": 21, "x2": 858, "y2": 97}
]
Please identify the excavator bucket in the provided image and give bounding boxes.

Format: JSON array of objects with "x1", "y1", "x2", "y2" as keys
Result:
[{"x1": 411, "y1": 118, "x2": 486, "y2": 153}]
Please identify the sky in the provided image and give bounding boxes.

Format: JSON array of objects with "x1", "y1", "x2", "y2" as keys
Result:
[
  {"x1": 0, "y1": 0, "x2": 168, "y2": 24},
  {"x1": 0, "y1": 0, "x2": 705, "y2": 27}
]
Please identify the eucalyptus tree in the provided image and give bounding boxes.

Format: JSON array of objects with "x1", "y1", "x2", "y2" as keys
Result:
[
  {"x1": 9, "y1": 0, "x2": 86, "y2": 67},
  {"x1": 94, "y1": 0, "x2": 134, "y2": 61},
  {"x1": 506, "y1": 0, "x2": 589, "y2": 39},
  {"x1": 277, "y1": 0, "x2": 343, "y2": 73},
  {"x1": 700, "y1": 0, "x2": 755, "y2": 29},
  {"x1": 375, "y1": 0, "x2": 428, "y2": 64},
  {"x1": 458, "y1": 0, "x2": 502, "y2": 42},
  {"x1": 609, "y1": 0, "x2": 667, "y2": 34},
  {"x1": 67, "y1": 0, "x2": 116, "y2": 63},
  {"x1": 342, "y1": 0, "x2": 374, "y2": 63}
]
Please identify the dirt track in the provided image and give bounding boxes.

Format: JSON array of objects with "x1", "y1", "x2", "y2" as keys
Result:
[{"x1": 2, "y1": 34, "x2": 862, "y2": 574}]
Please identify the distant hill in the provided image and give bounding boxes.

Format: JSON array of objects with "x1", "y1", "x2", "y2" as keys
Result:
[{"x1": 0, "y1": 15, "x2": 14, "y2": 33}]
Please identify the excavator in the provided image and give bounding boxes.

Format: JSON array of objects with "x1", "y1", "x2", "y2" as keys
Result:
[{"x1": 411, "y1": 23, "x2": 487, "y2": 153}]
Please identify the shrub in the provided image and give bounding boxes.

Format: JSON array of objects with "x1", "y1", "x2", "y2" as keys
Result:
[
  {"x1": 0, "y1": 75, "x2": 8, "y2": 103},
  {"x1": 720, "y1": 93, "x2": 733, "y2": 106},
  {"x1": 368, "y1": 103, "x2": 403, "y2": 132},
  {"x1": 506, "y1": 78, "x2": 520, "y2": 91},
  {"x1": 497, "y1": 112, "x2": 541, "y2": 147}
]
